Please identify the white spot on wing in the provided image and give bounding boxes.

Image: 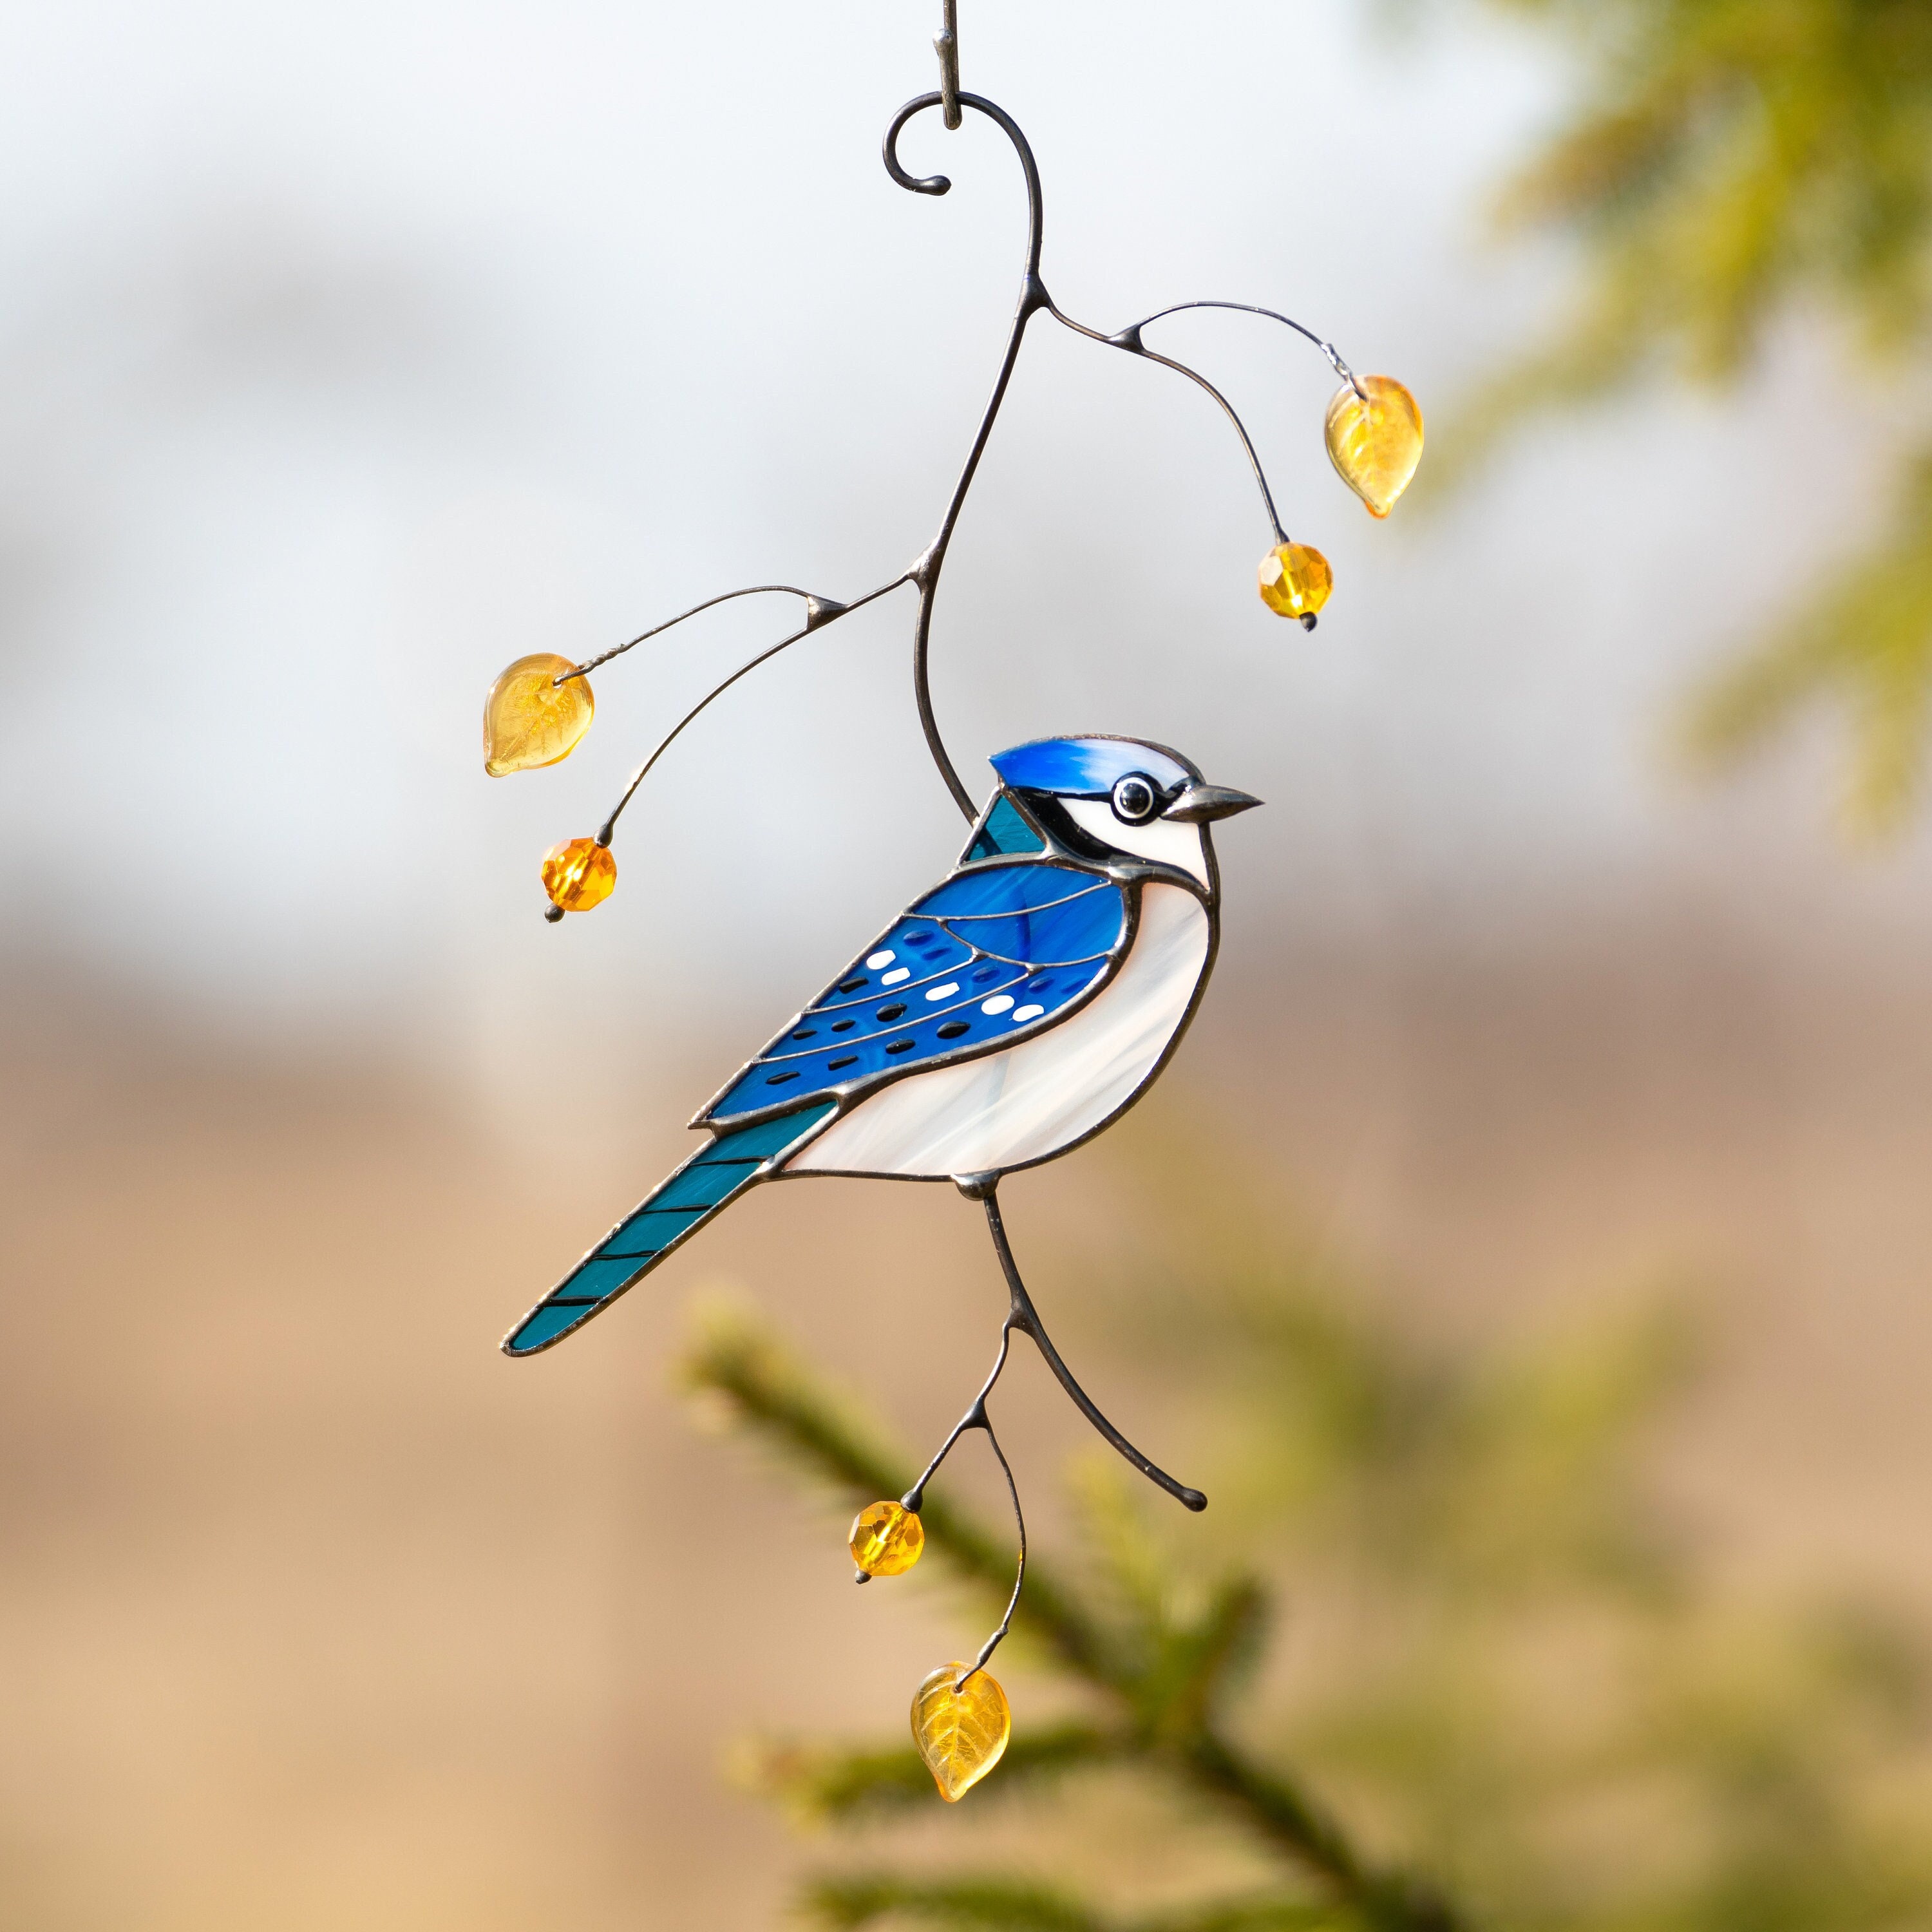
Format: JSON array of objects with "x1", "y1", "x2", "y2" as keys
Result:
[
  {"x1": 881, "y1": 967, "x2": 911, "y2": 985},
  {"x1": 866, "y1": 949, "x2": 895, "y2": 969},
  {"x1": 926, "y1": 982, "x2": 960, "y2": 1001},
  {"x1": 981, "y1": 995, "x2": 1014, "y2": 1014},
  {"x1": 1011, "y1": 1003, "x2": 1045, "y2": 1022}
]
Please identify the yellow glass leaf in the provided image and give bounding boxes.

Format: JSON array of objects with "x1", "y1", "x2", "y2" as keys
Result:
[
  {"x1": 850, "y1": 1501, "x2": 924, "y2": 1578},
  {"x1": 484, "y1": 653, "x2": 594, "y2": 777},
  {"x1": 540, "y1": 837, "x2": 616, "y2": 913},
  {"x1": 911, "y1": 1662, "x2": 1010, "y2": 1803},
  {"x1": 1324, "y1": 375, "x2": 1423, "y2": 518},
  {"x1": 1258, "y1": 542, "x2": 1332, "y2": 627}
]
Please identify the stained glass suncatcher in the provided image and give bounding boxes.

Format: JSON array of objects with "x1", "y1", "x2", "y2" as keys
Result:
[{"x1": 481, "y1": 7, "x2": 1419, "y2": 1798}]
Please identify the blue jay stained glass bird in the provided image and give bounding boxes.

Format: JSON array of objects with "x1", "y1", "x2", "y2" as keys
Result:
[
  {"x1": 503, "y1": 734, "x2": 1256, "y2": 1521},
  {"x1": 484, "y1": 56, "x2": 1414, "y2": 1760}
]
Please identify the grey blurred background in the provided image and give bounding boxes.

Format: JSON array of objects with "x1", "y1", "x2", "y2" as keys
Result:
[{"x1": 5, "y1": 1, "x2": 1931, "y2": 1926}]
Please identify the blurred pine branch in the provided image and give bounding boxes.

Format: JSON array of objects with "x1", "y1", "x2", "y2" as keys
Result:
[
  {"x1": 680, "y1": 1301, "x2": 1437, "y2": 1929},
  {"x1": 1444, "y1": 0, "x2": 1932, "y2": 828},
  {"x1": 676, "y1": 1108, "x2": 1932, "y2": 1932},
  {"x1": 804, "y1": 1872, "x2": 1347, "y2": 1930},
  {"x1": 1677, "y1": 448, "x2": 1932, "y2": 831}
]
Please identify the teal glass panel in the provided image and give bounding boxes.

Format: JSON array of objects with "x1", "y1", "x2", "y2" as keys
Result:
[
  {"x1": 509, "y1": 1105, "x2": 835, "y2": 1354},
  {"x1": 699, "y1": 1102, "x2": 835, "y2": 1160},
  {"x1": 603, "y1": 1205, "x2": 708, "y2": 1254},
  {"x1": 652, "y1": 1162, "x2": 756, "y2": 1211},
  {"x1": 966, "y1": 793, "x2": 1045, "y2": 860},
  {"x1": 506, "y1": 1300, "x2": 592, "y2": 1353},
  {"x1": 551, "y1": 1250, "x2": 657, "y2": 1296}
]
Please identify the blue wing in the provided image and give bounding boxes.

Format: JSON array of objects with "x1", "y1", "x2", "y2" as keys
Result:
[
  {"x1": 696, "y1": 858, "x2": 1130, "y2": 1128},
  {"x1": 507, "y1": 855, "x2": 1128, "y2": 1357}
]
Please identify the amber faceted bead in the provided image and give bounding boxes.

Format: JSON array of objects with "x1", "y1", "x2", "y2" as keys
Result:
[
  {"x1": 540, "y1": 838, "x2": 616, "y2": 913},
  {"x1": 1258, "y1": 542, "x2": 1332, "y2": 627},
  {"x1": 911, "y1": 1663, "x2": 1010, "y2": 1801},
  {"x1": 1324, "y1": 375, "x2": 1424, "y2": 518},
  {"x1": 850, "y1": 1500, "x2": 925, "y2": 1578},
  {"x1": 484, "y1": 653, "x2": 594, "y2": 777}
]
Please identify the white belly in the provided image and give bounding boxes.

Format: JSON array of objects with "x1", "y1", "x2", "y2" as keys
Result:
[{"x1": 786, "y1": 883, "x2": 1210, "y2": 1180}]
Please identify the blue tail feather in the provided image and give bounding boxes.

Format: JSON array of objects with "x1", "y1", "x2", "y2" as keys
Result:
[{"x1": 502, "y1": 1104, "x2": 835, "y2": 1356}]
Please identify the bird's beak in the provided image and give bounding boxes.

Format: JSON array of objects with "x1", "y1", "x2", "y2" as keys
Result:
[{"x1": 1164, "y1": 782, "x2": 1262, "y2": 824}]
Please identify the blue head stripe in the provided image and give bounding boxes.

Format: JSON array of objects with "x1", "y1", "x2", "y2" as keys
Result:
[{"x1": 990, "y1": 737, "x2": 1197, "y2": 798}]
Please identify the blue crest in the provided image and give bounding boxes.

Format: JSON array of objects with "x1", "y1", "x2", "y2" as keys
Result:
[{"x1": 990, "y1": 735, "x2": 1198, "y2": 799}]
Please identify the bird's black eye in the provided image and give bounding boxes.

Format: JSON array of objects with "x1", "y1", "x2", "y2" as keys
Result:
[{"x1": 1110, "y1": 773, "x2": 1159, "y2": 824}]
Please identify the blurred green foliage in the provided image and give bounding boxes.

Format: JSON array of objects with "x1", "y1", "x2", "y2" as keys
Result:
[
  {"x1": 1452, "y1": 0, "x2": 1932, "y2": 829},
  {"x1": 678, "y1": 1119, "x2": 1932, "y2": 1929}
]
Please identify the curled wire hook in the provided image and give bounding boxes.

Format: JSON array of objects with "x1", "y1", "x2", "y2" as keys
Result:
[
  {"x1": 882, "y1": 112, "x2": 951, "y2": 197},
  {"x1": 882, "y1": 86, "x2": 1046, "y2": 281},
  {"x1": 883, "y1": 92, "x2": 1044, "y2": 281},
  {"x1": 882, "y1": 90, "x2": 1050, "y2": 819}
]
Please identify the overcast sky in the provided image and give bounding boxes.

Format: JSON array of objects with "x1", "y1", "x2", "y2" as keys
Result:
[{"x1": 0, "y1": 0, "x2": 1922, "y2": 1108}]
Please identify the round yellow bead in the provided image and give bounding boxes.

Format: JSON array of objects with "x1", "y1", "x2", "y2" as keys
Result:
[
  {"x1": 484, "y1": 653, "x2": 594, "y2": 777},
  {"x1": 849, "y1": 1499, "x2": 924, "y2": 1577},
  {"x1": 1324, "y1": 374, "x2": 1424, "y2": 519},
  {"x1": 1258, "y1": 542, "x2": 1332, "y2": 627},
  {"x1": 540, "y1": 837, "x2": 616, "y2": 913}
]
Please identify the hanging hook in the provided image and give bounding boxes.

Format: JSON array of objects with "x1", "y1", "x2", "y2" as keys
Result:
[{"x1": 935, "y1": 0, "x2": 961, "y2": 129}]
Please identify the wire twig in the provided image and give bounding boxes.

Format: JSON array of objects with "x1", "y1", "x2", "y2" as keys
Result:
[
  {"x1": 543, "y1": 94, "x2": 1365, "y2": 857},
  {"x1": 894, "y1": 1181, "x2": 1204, "y2": 1688},
  {"x1": 681, "y1": 1307, "x2": 1459, "y2": 1930}
]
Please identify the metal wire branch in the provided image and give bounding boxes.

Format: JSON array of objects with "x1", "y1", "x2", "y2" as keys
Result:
[
  {"x1": 1127, "y1": 299, "x2": 1368, "y2": 400},
  {"x1": 1048, "y1": 299, "x2": 1291, "y2": 546},
  {"x1": 592, "y1": 574, "x2": 911, "y2": 846},
  {"x1": 553, "y1": 585, "x2": 827, "y2": 685},
  {"x1": 680, "y1": 1309, "x2": 1460, "y2": 1928},
  {"x1": 896, "y1": 1179, "x2": 1206, "y2": 1685},
  {"x1": 564, "y1": 87, "x2": 1364, "y2": 864}
]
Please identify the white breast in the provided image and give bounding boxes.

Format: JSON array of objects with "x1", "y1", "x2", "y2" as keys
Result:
[{"x1": 785, "y1": 883, "x2": 1210, "y2": 1180}]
